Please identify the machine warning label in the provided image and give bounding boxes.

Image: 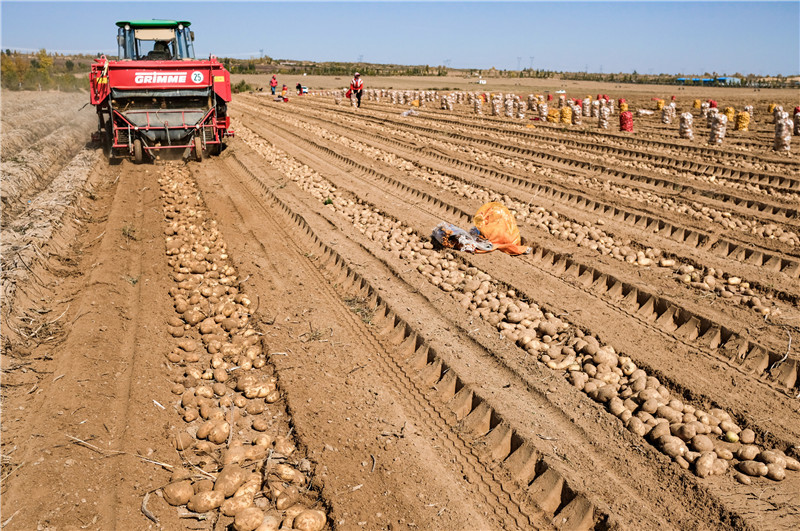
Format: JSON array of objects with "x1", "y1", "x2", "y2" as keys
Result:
[
  {"x1": 134, "y1": 71, "x2": 188, "y2": 84},
  {"x1": 191, "y1": 71, "x2": 204, "y2": 83}
]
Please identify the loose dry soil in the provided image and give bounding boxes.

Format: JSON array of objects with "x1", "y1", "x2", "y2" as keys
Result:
[{"x1": 2, "y1": 81, "x2": 799, "y2": 531}]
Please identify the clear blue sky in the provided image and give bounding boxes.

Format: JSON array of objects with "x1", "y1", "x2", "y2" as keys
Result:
[{"x1": 2, "y1": 1, "x2": 798, "y2": 76}]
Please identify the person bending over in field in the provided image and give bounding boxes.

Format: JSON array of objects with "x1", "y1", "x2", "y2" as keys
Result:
[{"x1": 350, "y1": 72, "x2": 363, "y2": 108}]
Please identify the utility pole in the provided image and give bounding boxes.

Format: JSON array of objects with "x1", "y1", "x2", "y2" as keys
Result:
[
  {"x1": 358, "y1": 54, "x2": 364, "y2": 62},
  {"x1": 529, "y1": 56, "x2": 534, "y2": 69},
  {"x1": 259, "y1": 48, "x2": 264, "y2": 58}
]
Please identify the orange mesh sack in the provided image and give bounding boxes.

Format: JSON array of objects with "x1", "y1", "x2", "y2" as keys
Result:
[{"x1": 473, "y1": 202, "x2": 531, "y2": 255}]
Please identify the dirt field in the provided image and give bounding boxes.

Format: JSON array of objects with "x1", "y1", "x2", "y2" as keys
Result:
[{"x1": 2, "y1": 84, "x2": 799, "y2": 531}]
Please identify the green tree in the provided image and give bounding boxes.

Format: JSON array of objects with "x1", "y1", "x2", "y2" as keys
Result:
[
  {"x1": 36, "y1": 48, "x2": 53, "y2": 72},
  {"x1": 65, "y1": 59, "x2": 74, "y2": 72}
]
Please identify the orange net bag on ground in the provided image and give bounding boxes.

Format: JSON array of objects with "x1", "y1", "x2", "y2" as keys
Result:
[{"x1": 473, "y1": 202, "x2": 531, "y2": 255}]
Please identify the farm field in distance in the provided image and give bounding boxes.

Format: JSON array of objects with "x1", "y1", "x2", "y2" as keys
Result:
[{"x1": 2, "y1": 79, "x2": 799, "y2": 531}]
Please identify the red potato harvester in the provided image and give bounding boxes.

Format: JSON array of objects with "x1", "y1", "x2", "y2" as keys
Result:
[{"x1": 90, "y1": 20, "x2": 233, "y2": 163}]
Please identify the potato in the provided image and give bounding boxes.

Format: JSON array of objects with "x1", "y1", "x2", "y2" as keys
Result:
[
  {"x1": 264, "y1": 389, "x2": 282, "y2": 403},
  {"x1": 221, "y1": 495, "x2": 254, "y2": 517},
  {"x1": 255, "y1": 515, "x2": 281, "y2": 531},
  {"x1": 736, "y1": 445, "x2": 760, "y2": 461},
  {"x1": 196, "y1": 420, "x2": 215, "y2": 440},
  {"x1": 785, "y1": 456, "x2": 800, "y2": 471},
  {"x1": 187, "y1": 490, "x2": 225, "y2": 512},
  {"x1": 181, "y1": 389, "x2": 198, "y2": 408},
  {"x1": 163, "y1": 480, "x2": 194, "y2": 506},
  {"x1": 184, "y1": 310, "x2": 204, "y2": 326},
  {"x1": 739, "y1": 429, "x2": 755, "y2": 445},
  {"x1": 648, "y1": 422, "x2": 670, "y2": 441},
  {"x1": 757, "y1": 450, "x2": 786, "y2": 468},
  {"x1": 245, "y1": 445, "x2": 268, "y2": 461},
  {"x1": 694, "y1": 452, "x2": 715, "y2": 478},
  {"x1": 294, "y1": 509, "x2": 327, "y2": 531},
  {"x1": 193, "y1": 479, "x2": 214, "y2": 493},
  {"x1": 274, "y1": 436, "x2": 296, "y2": 456},
  {"x1": 608, "y1": 397, "x2": 626, "y2": 417},
  {"x1": 196, "y1": 386, "x2": 214, "y2": 399},
  {"x1": 637, "y1": 388, "x2": 660, "y2": 403},
  {"x1": 252, "y1": 418, "x2": 269, "y2": 432},
  {"x1": 215, "y1": 466, "x2": 247, "y2": 497},
  {"x1": 171, "y1": 466, "x2": 193, "y2": 482},
  {"x1": 660, "y1": 436, "x2": 688, "y2": 459},
  {"x1": 223, "y1": 446, "x2": 249, "y2": 465},
  {"x1": 714, "y1": 446, "x2": 733, "y2": 461},
  {"x1": 569, "y1": 371, "x2": 588, "y2": 390},
  {"x1": 711, "y1": 458, "x2": 728, "y2": 476},
  {"x1": 723, "y1": 431, "x2": 738, "y2": 443},
  {"x1": 276, "y1": 491, "x2": 298, "y2": 510},
  {"x1": 247, "y1": 434, "x2": 270, "y2": 449},
  {"x1": 209, "y1": 421, "x2": 231, "y2": 444},
  {"x1": 174, "y1": 432, "x2": 194, "y2": 451},
  {"x1": 214, "y1": 367, "x2": 229, "y2": 383},
  {"x1": 656, "y1": 406, "x2": 682, "y2": 424},
  {"x1": 234, "y1": 507, "x2": 265, "y2": 531},
  {"x1": 234, "y1": 475, "x2": 263, "y2": 498},
  {"x1": 735, "y1": 472, "x2": 752, "y2": 485},
  {"x1": 246, "y1": 401, "x2": 266, "y2": 415},
  {"x1": 195, "y1": 440, "x2": 215, "y2": 455},
  {"x1": 690, "y1": 435, "x2": 714, "y2": 453},
  {"x1": 626, "y1": 417, "x2": 647, "y2": 437},
  {"x1": 737, "y1": 460, "x2": 768, "y2": 477},
  {"x1": 766, "y1": 463, "x2": 786, "y2": 481},
  {"x1": 274, "y1": 464, "x2": 305, "y2": 485},
  {"x1": 178, "y1": 339, "x2": 198, "y2": 352}
]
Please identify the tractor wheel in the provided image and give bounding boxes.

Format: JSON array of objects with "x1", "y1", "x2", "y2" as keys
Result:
[
  {"x1": 194, "y1": 136, "x2": 203, "y2": 162},
  {"x1": 102, "y1": 127, "x2": 112, "y2": 158},
  {"x1": 133, "y1": 139, "x2": 143, "y2": 164}
]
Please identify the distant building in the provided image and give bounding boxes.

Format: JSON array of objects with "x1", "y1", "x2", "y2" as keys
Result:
[{"x1": 716, "y1": 77, "x2": 741, "y2": 85}]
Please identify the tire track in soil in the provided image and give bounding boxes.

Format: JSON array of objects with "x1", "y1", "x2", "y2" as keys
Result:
[
  {"x1": 220, "y1": 130, "x2": 792, "y2": 531},
  {"x1": 195, "y1": 154, "x2": 544, "y2": 530},
  {"x1": 237, "y1": 110, "x2": 800, "y2": 404}
]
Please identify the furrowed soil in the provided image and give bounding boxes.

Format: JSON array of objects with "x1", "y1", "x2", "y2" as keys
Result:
[{"x1": 2, "y1": 85, "x2": 799, "y2": 531}]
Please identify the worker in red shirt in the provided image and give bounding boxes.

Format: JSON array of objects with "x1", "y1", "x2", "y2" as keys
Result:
[
  {"x1": 349, "y1": 72, "x2": 363, "y2": 108},
  {"x1": 269, "y1": 75, "x2": 278, "y2": 95}
]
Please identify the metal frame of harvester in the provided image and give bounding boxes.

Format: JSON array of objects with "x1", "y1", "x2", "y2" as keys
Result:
[{"x1": 90, "y1": 20, "x2": 233, "y2": 163}]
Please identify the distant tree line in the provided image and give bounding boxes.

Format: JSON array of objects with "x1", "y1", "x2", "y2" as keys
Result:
[
  {"x1": 220, "y1": 56, "x2": 448, "y2": 77},
  {"x1": 1, "y1": 49, "x2": 88, "y2": 90},
  {"x1": 2, "y1": 50, "x2": 795, "y2": 90}
]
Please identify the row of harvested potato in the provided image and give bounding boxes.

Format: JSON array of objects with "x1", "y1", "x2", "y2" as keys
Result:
[
  {"x1": 157, "y1": 165, "x2": 327, "y2": 531},
  {"x1": 573, "y1": 174, "x2": 798, "y2": 246},
  {"x1": 238, "y1": 126, "x2": 799, "y2": 484},
  {"x1": 275, "y1": 112, "x2": 785, "y2": 320}
]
